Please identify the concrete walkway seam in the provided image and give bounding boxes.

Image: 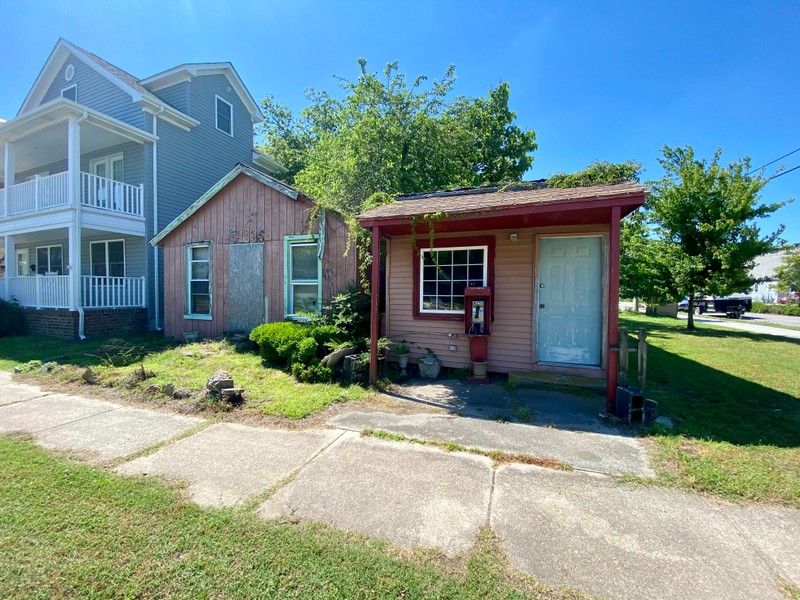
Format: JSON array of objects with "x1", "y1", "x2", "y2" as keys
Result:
[
  {"x1": 0, "y1": 391, "x2": 53, "y2": 407},
  {"x1": 107, "y1": 418, "x2": 214, "y2": 469},
  {"x1": 31, "y1": 405, "x2": 121, "y2": 435}
]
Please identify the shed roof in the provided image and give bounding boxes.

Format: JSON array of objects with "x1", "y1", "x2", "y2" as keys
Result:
[{"x1": 358, "y1": 181, "x2": 648, "y2": 222}]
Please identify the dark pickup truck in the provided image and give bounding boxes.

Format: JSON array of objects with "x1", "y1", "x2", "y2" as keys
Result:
[{"x1": 695, "y1": 297, "x2": 753, "y2": 318}]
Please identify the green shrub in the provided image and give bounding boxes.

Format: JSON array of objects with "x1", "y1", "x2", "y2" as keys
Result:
[
  {"x1": 784, "y1": 303, "x2": 800, "y2": 316},
  {"x1": 749, "y1": 301, "x2": 800, "y2": 316},
  {"x1": 292, "y1": 336, "x2": 318, "y2": 366},
  {"x1": 328, "y1": 287, "x2": 370, "y2": 340},
  {"x1": 751, "y1": 301, "x2": 768, "y2": 313},
  {"x1": 291, "y1": 359, "x2": 333, "y2": 383},
  {"x1": 310, "y1": 324, "x2": 341, "y2": 350},
  {"x1": 249, "y1": 322, "x2": 310, "y2": 364},
  {"x1": 0, "y1": 298, "x2": 27, "y2": 337}
]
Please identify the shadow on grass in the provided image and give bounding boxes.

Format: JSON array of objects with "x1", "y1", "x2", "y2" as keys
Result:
[{"x1": 621, "y1": 315, "x2": 799, "y2": 448}]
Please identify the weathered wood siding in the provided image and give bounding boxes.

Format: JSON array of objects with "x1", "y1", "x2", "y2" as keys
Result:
[
  {"x1": 161, "y1": 173, "x2": 357, "y2": 339},
  {"x1": 386, "y1": 225, "x2": 608, "y2": 374}
]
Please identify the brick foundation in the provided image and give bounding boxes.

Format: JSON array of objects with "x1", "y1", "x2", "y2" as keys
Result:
[{"x1": 22, "y1": 308, "x2": 148, "y2": 339}]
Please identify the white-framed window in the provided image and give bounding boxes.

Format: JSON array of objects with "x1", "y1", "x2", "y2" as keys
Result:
[
  {"x1": 186, "y1": 244, "x2": 212, "y2": 318},
  {"x1": 215, "y1": 95, "x2": 233, "y2": 136},
  {"x1": 35, "y1": 245, "x2": 64, "y2": 276},
  {"x1": 284, "y1": 236, "x2": 321, "y2": 317},
  {"x1": 420, "y1": 245, "x2": 488, "y2": 313},
  {"x1": 90, "y1": 153, "x2": 124, "y2": 182},
  {"x1": 90, "y1": 240, "x2": 125, "y2": 277},
  {"x1": 61, "y1": 84, "x2": 77, "y2": 102}
]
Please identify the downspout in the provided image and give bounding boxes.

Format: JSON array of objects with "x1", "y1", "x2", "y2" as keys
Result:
[
  {"x1": 76, "y1": 111, "x2": 88, "y2": 340},
  {"x1": 152, "y1": 107, "x2": 164, "y2": 330}
]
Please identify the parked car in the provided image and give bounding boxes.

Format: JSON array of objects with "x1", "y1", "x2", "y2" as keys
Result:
[{"x1": 777, "y1": 291, "x2": 799, "y2": 304}]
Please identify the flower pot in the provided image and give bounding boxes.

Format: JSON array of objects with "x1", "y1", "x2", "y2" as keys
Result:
[
  {"x1": 418, "y1": 357, "x2": 441, "y2": 379},
  {"x1": 396, "y1": 354, "x2": 409, "y2": 377},
  {"x1": 471, "y1": 361, "x2": 488, "y2": 378}
]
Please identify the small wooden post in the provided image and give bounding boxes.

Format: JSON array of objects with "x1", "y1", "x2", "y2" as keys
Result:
[
  {"x1": 619, "y1": 328, "x2": 629, "y2": 387},
  {"x1": 368, "y1": 226, "x2": 381, "y2": 385},
  {"x1": 637, "y1": 329, "x2": 647, "y2": 391}
]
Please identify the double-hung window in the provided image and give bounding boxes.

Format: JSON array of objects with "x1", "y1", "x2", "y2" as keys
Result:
[
  {"x1": 186, "y1": 244, "x2": 211, "y2": 318},
  {"x1": 90, "y1": 240, "x2": 125, "y2": 277},
  {"x1": 35, "y1": 245, "x2": 64, "y2": 276},
  {"x1": 420, "y1": 246, "x2": 487, "y2": 314},
  {"x1": 285, "y1": 236, "x2": 321, "y2": 317},
  {"x1": 215, "y1": 96, "x2": 233, "y2": 136}
]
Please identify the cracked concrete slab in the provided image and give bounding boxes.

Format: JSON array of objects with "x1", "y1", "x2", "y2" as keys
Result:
[
  {"x1": 0, "y1": 394, "x2": 117, "y2": 434},
  {"x1": 329, "y1": 411, "x2": 653, "y2": 477},
  {"x1": 259, "y1": 432, "x2": 492, "y2": 557},
  {"x1": 724, "y1": 505, "x2": 800, "y2": 587},
  {"x1": 0, "y1": 381, "x2": 50, "y2": 406},
  {"x1": 491, "y1": 464, "x2": 785, "y2": 600},
  {"x1": 35, "y1": 406, "x2": 203, "y2": 463},
  {"x1": 116, "y1": 423, "x2": 342, "y2": 507}
]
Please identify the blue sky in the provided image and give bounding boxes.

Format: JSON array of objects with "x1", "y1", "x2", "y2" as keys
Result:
[{"x1": 1, "y1": 0, "x2": 798, "y2": 242}]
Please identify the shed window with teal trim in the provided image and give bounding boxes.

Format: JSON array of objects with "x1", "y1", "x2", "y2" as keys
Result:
[
  {"x1": 185, "y1": 243, "x2": 212, "y2": 319},
  {"x1": 284, "y1": 235, "x2": 322, "y2": 318}
]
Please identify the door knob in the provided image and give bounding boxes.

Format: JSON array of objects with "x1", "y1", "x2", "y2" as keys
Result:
[{"x1": 539, "y1": 304, "x2": 545, "y2": 309}]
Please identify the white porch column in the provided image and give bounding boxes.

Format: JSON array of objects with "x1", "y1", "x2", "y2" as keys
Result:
[
  {"x1": 3, "y1": 234, "x2": 12, "y2": 300},
  {"x1": 3, "y1": 142, "x2": 15, "y2": 217},
  {"x1": 68, "y1": 117, "x2": 82, "y2": 311}
]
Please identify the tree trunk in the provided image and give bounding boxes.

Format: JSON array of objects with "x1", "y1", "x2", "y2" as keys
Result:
[{"x1": 687, "y1": 295, "x2": 695, "y2": 330}]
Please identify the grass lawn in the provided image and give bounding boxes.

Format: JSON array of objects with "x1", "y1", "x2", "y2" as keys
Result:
[
  {"x1": 0, "y1": 435, "x2": 585, "y2": 600},
  {"x1": 0, "y1": 335, "x2": 368, "y2": 419},
  {"x1": 619, "y1": 313, "x2": 800, "y2": 507}
]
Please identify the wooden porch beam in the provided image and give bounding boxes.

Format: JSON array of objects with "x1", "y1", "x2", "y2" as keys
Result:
[
  {"x1": 369, "y1": 226, "x2": 381, "y2": 384},
  {"x1": 606, "y1": 205, "x2": 621, "y2": 412}
]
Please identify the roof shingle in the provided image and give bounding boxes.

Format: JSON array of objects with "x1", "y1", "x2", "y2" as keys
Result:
[{"x1": 357, "y1": 181, "x2": 649, "y2": 221}]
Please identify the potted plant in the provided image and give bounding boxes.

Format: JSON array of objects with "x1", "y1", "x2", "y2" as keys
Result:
[
  {"x1": 393, "y1": 340, "x2": 411, "y2": 376},
  {"x1": 418, "y1": 348, "x2": 441, "y2": 379}
]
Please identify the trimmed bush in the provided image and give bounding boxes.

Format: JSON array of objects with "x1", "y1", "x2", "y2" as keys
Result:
[
  {"x1": 292, "y1": 336, "x2": 318, "y2": 366},
  {"x1": 750, "y1": 301, "x2": 800, "y2": 316},
  {"x1": 249, "y1": 322, "x2": 310, "y2": 364},
  {"x1": 0, "y1": 299, "x2": 27, "y2": 337}
]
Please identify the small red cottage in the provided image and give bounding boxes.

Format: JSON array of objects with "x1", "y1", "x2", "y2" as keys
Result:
[
  {"x1": 356, "y1": 181, "x2": 648, "y2": 407},
  {"x1": 151, "y1": 163, "x2": 357, "y2": 339}
]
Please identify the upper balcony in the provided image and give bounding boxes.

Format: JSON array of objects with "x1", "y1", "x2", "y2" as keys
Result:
[
  {"x1": 0, "y1": 98, "x2": 155, "y2": 236},
  {"x1": 1, "y1": 170, "x2": 143, "y2": 218}
]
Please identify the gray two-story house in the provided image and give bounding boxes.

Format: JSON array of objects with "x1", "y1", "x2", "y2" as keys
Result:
[{"x1": 0, "y1": 39, "x2": 280, "y2": 337}]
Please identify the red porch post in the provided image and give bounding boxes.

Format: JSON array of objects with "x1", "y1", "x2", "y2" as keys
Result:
[
  {"x1": 606, "y1": 205, "x2": 621, "y2": 412},
  {"x1": 369, "y1": 226, "x2": 381, "y2": 384}
]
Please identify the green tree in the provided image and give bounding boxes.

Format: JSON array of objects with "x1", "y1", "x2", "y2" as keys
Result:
[
  {"x1": 648, "y1": 145, "x2": 786, "y2": 329},
  {"x1": 258, "y1": 59, "x2": 537, "y2": 219},
  {"x1": 774, "y1": 247, "x2": 800, "y2": 292}
]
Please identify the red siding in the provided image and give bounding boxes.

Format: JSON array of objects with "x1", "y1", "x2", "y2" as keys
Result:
[{"x1": 160, "y1": 174, "x2": 357, "y2": 340}]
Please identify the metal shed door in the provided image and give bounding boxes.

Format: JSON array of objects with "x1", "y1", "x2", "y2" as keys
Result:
[
  {"x1": 536, "y1": 236, "x2": 603, "y2": 366},
  {"x1": 227, "y1": 243, "x2": 265, "y2": 333}
]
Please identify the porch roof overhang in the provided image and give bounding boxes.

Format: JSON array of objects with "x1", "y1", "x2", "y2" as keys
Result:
[
  {"x1": 356, "y1": 182, "x2": 649, "y2": 236},
  {"x1": 0, "y1": 98, "x2": 157, "y2": 146}
]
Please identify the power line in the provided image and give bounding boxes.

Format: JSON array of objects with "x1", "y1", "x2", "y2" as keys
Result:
[
  {"x1": 748, "y1": 146, "x2": 800, "y2": 175},
  {"x1": 767, "y1": 163, "x2": 800, "y2": 182}
]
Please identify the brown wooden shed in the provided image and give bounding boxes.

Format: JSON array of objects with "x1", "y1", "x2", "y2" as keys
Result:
[{"x1": 151, "y1": 163, "x2": 357, "y2": 340}]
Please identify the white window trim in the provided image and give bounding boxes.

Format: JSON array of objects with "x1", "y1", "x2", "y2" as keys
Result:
[
  {"x1": 419, "y1": 244, "x2": 488, "y2": 315},
  {"x1": 61, "y1": 84, "x2": 77, "y2": 102},
  {"x1": 16, "y1": 249, "x2": 30, "y2": 277},
  {"x1": 89, "y1": 239, "x2": 126, "y2": 278},
  {"x1": 185, "y1": 243, "x2": 212, "y2": 320},
  {"x1": 215, "y1": 95, "x2": 233, "y2": 137},
  {"x1": 34, "y1": 244, "x2": 64, "y2": 276}
]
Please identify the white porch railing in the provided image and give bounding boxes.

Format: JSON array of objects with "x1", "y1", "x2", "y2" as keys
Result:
[
  {"x1": 4, "y1": 275, "x2": 146, "y2": 309},
  {"x1": 7, "y1": 275, "x2": 71, "y2": 308},
  {"x1": 2, "y1": 172, "x2": 70, "y2": 216},
  {"x1": 80, "y1": 172, "x2": 143, "y2": 217},
  {"x1": 0, "y1": 171, "x2": 143, "y2": 218},
  {"x1": 81, "y1": 276, "x2": 146, "y2": 308}
]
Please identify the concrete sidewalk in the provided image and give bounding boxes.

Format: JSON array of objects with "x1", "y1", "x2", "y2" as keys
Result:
[{"x1": 1, "y1": 375, "x2": 798, "y2": 600}]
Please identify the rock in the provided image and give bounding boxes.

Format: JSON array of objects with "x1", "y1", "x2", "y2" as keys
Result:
[
  {"x1": 161, "y1": 383, "x2": 176, "y2": 397},
  {"x1": 207, "y1": 370, "x2": 234, "y2": 393},
  {"x1": 321, "y1": 346, "x2": 356, "y2": 368},
  {"x1": 13, "y1": 367, "x2": 21, "y2": 374},
  {"x1": 40, "y1": 361, "x2": 57, "y2": 374},
  {"x1": 173, "y1": 388, "x2": 191, "y2": 399},
  {"x1": 81, "y1": 368, "x2": 97, "y2": 384}
]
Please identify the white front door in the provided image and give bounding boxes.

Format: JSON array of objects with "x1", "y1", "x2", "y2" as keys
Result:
[{"x1": 536, "y1": 235, "x2": 604, "y2": 366}]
